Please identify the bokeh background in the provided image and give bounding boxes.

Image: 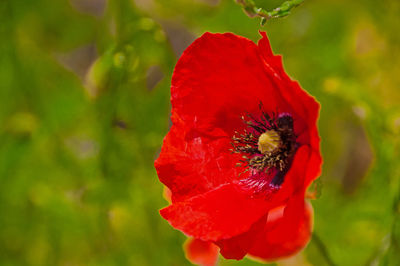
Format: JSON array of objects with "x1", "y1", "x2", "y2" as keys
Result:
[{"x1": 1, "y1": 0, "x2": 400, "y2": 265}]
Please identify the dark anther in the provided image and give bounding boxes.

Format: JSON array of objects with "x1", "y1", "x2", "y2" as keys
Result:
[{"x1": 277, "y1": 113, "x2": 293, "y2": 129}]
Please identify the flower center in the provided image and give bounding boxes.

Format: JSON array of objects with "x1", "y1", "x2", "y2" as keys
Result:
[
  {"x1": 257, "y1": 130, "x2": 281, "y2": 155},
  {"x1": 231, "y1": 104, "x2": 298, "y2": 195}
]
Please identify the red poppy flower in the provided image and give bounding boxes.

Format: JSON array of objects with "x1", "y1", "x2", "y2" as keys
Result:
[{"x1": 155, "y1": 31, "x2": 322, "y2": 264}]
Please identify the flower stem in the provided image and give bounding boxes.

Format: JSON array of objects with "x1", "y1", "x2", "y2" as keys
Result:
[
  {"x1": 312, "y1": 232, "x2": 337, "y2": 266},
  {"x1": 235, "y1": 0, "x2": 305, "y2": 25}
]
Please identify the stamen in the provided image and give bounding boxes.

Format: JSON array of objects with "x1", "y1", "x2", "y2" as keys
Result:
[{"x1": 231, "y1": 105, "x2": 298, "y2": 196}]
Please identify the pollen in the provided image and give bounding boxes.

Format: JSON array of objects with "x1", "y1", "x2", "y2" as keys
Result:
[{"x1": 258, "y1": 130, "x2": 281, "y2": 154}]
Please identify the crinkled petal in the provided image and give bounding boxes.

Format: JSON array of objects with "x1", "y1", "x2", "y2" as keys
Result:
[
  {"x1": 155, "y1": 113, "x2": 243, "y2": 202},
  {"x1": 184, "y1": 238, "x2": 219, "y2": 266},
  {"x1": 248, "y1": 195, "x2": 313, "y2": 261},
  {"x1": 160, "y1": 183, "x2": 272, "y2": 241}
]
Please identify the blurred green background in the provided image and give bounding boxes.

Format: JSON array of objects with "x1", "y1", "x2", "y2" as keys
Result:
[{"x1": 1, "y1": 0, "x2": 400, "y2": 265}]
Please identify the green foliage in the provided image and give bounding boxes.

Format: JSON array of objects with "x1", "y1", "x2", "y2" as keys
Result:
[{"x1": 0, "y1": 0, "x2": 399, "y2": 265}]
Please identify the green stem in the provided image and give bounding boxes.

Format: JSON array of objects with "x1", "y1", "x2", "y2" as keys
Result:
[
  {"x1": 235, "y1": 0, "x2": 305, "y2": 25},
  {"x1": 312, "y1": 232, "x2": 337, "y2": 266}
]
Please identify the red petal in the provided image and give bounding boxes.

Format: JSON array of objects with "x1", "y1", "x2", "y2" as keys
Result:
[
  {"x1": 257, "y1": 32, "x2": 320, "y2": 137},
  {"x1": 171, "y1": 32, "x2": 295, "y2": 138},
  {"x1": 257, "y1": 33, "x2": 321, "y2": 185},
  {"x1": 215, "y1": 214, "x2": 268, "y2": 260},
  {"x1": 267, "y1": 145, "x2": 311, "y2": 204},
  {"x1": 184, "y1": 238, "x2": 219, "y2": 266},
  {"x1": 160, "y1": 183, "x2": 271, "y2": 241},
  {"x1": 248, "y1": 195, "x2": 313, "y2": 261},
  {"x1": 160, "y1": 146, "x2": 313, "y2": 245},
  {"x1": 155, "y1": 113, "x2": 243, "y2": 202},
  {"x1": 304, "y1": 149, "x2": 323, "y2": 189}
]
